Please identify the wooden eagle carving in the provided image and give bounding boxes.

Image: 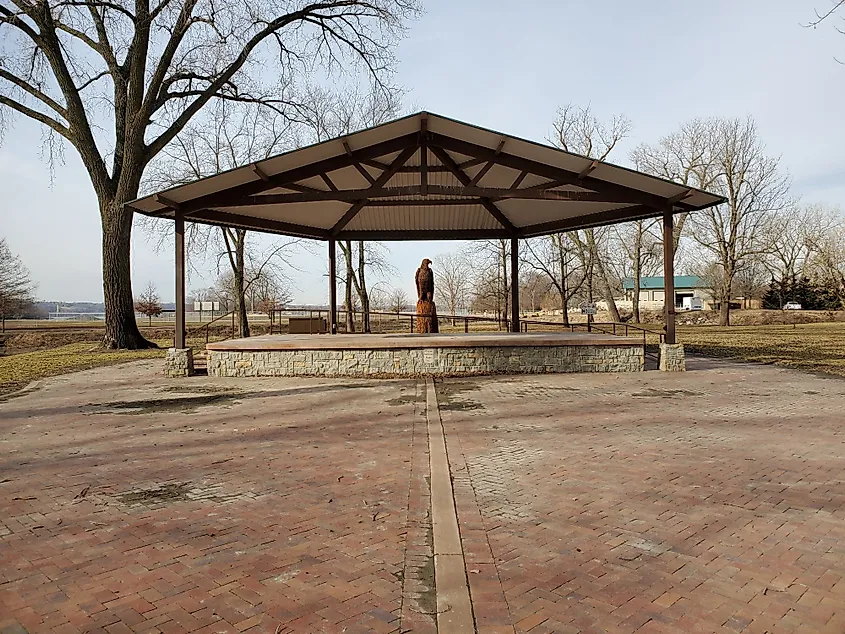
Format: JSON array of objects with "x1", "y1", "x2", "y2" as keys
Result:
[{"x1": 415, "y1": 259, "x2": 435, "y2": 302}]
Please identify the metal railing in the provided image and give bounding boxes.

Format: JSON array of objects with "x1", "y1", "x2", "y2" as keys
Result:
[{"x1": 185, "y1": 311, "x2": 236, "y2": 345}]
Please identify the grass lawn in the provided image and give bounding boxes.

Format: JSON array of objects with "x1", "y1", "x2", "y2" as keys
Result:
[
  {"x1": 0, "y1": 336, "x2": 228, "y2": 397},
  {"x1": 678, "y1": 322, "x2": 845, "y2": 378}
]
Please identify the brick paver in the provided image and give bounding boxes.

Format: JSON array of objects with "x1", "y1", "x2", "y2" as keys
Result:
[
  {"x1": 4, "y1": 355, "x2": 845, "y2": 633},
  {"x1": 439, "y1": 357, "x2": 845, "y2": 633},
  {"x1": 0, "y1": 362, "x2": 423, "y2": 633}
]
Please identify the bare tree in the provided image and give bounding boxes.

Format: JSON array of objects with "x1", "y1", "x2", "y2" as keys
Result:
[
  {"x1": 611, "y1": 219, "x2": 661, "y2": 323},
  {"x1": 522, "y1": 234, "x2": 584, "y2": 326},
  {"x1": 550, "y1": 104, "x2": 631, "y2": 321},
  {"x1": 0, "y1": 238, "x2": 35, "y2": 329},
  {"x1": 0, "y1": 0, "x2": 419, "y2": 348},
  {"x1": 434, "y1": 251, "x2": 470, "y2": 320},
  {"x1": 763, "y1": 203, "x2": 837, "y2": 281},
  {"x1": 519, "y1": 270, "x2": 551, "y2": 313},
  {"x1": 467, "y1": 239, "x2": 510, "y2": 326},
  {"x1": 388, "y1": 287, "x2": 408, "y2": 313},
  {"x1": 631, "y1": 119, "x2": 721, "y2": 253},
  {"x1": 806, "y1": 211, "x2": 845, "y2": 307},
  {"x1": 134, "y1": 282, "x2": 163, "y2": 326},
  {"x1": 686, "y1": 117, "x2": 791, "y2": 325}
]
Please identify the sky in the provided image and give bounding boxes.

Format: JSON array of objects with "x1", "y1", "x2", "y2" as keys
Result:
[{"x1": 2, "y1": 0, "x2": 844, "y2": 304}]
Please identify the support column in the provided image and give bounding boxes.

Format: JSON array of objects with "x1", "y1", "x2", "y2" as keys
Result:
[
  {"x1": 510, "y1": 237, "x2": 520, "y2": 333},
  {"x1": 328, "y1": 238, "x2": 338, "y2": 334},
  {"x1": 175, "y1": 213, "x2": 186, "y2": 349},
  {"x1": 659, "y1": 209, "x2": 685, "y2": 371},
  {"x1": 662, "y1": 210, "x2": 676, "y2": 345}
]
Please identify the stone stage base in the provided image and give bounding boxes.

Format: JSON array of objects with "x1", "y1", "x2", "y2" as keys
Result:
[{"x1": 206, "y1": 332, "x2": 644, "y2": 378}]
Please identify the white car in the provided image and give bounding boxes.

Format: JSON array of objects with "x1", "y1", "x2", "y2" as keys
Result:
[{"x1": 783, "y1": 302, "x2": 802, "y2": 310}]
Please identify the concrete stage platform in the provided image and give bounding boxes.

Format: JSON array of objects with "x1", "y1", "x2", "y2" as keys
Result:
[{"x1": 206, "y1": 332, "x2": 644, "y2": 377}]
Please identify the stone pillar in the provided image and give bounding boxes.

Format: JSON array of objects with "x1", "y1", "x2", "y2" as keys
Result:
[
  {"x1": 659, "y1": 342, "x2": 686, "y2": 372},
  {"x1": 165, "y1": 347, "x2": 194, "y2": 377}
]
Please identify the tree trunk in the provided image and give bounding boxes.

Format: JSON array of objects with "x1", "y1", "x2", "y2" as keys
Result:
[
  {"x1": 101, "y1": 203, "x2": 154, "y2": 349},
  {"x1": 559, "y1": 289, "x2": 570, "y2": 327},
  {"x1": 343, "y1": 241, "x2": 355, "y2": 333},
  {"x1": 586, "y1": 229, "x2": 621, "y2": 322},
  {"x1": 234, "y1": 234, "x2": 250, "y2": 338},
  {"x1": 357, "y1": 242, "x2": 370, "y2": 333}
]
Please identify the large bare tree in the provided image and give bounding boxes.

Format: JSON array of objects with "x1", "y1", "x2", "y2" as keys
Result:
[
  {"x1": 686, "y1": 117, "x2": 791, "y2": 325},
  {"x1": 0, "y1": 0, "x2": 418, "y2": 348}
]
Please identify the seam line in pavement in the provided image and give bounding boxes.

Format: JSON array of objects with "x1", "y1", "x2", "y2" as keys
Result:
[{"x1": 426, "y1": 377, "x2": 476, "y2": 633}]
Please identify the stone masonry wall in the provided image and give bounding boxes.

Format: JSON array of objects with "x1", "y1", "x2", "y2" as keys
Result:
[{"x1": 207, "y1": 344, "x2": 643, "y2": 378}]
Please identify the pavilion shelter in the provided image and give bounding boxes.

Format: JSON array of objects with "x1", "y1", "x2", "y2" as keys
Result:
[{"x1": 128, "y1": 112, "x2": 725, "y2": 347}]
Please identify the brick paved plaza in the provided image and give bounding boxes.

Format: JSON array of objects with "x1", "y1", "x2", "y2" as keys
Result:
[{"x1": 2, "y1": 357, "x2": 845, "y2": 633}]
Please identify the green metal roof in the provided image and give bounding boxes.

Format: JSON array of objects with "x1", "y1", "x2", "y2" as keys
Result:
[{"x1": 622, "y1": 276, "x2": 703, "y2": 290}]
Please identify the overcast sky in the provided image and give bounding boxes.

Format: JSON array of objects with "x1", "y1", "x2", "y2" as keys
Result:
[{"x1": 2, "y1": 0, "x2": 843, "y2": 304}]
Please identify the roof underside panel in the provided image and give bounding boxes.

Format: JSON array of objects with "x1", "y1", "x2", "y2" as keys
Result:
[
  {"x1": 215, "y1": 202, "x2": 347, "y2": 230},
  {"x1": 498, "y1": 200, "x2": 638, "y2": 227},
  {"x1": 345, "y1": 205, "x2": 502, "y2": 231}
]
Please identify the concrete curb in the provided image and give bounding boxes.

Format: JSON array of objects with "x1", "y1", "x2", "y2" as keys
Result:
[{"x1": 426, "y1": 377, "x2": 476, "y2": 633}]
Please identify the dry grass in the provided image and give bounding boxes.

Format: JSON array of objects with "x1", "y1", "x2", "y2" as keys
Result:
[
  {"x1": 678, "y1": 322, "x2": 845, "y2": 378},
  {"x1": 0, "y1": 336, "x2": 228, "y2": 397}
]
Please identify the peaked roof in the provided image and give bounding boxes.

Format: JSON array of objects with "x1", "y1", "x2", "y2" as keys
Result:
[
  {"x1": 622, "y1": 276, "x2": 704, "y2": 290},
  {"x1": 128, "y1": 112, "x2": 725, "y2": 241}
]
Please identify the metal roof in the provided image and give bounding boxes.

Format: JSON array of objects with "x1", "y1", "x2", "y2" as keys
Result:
[
  {"x1": 622, "y1": 276, "x2": 704, "y2": 290},
  {"x1": 128, "y1": 112, "x2": 726, "y2": 241}
]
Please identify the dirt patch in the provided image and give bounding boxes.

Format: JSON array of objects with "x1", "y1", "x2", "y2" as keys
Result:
[
  {"x1": 86, "y1": 393, "x2": 244, "y2": 415},
  {"x1": 116, "y1": 482, "x2": 192, "y2": 506},
  {"x1": 435, "y1": 381, "x2": 485, "y2": 411}
]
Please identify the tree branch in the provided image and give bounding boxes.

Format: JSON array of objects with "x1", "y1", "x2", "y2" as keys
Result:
[
  {"x1": 0, "y1": 93, "x2": 71, "y2": 139},
  {"x1": 0, "y1": 69, "x2": 68, "y2": 117}
]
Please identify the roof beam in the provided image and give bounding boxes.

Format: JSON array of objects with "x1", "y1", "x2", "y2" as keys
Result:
[
  {"x1": 330, "y1": 145, "x2": 417, "y2": 236},
  {"x1": 159, "y1": 132, "x2": 419, "y2": 215},
  {"x1": 188, "y1": 209, "x2": 330, "y2": 239},
  {"x1": 468, "y1": 138, "x2": 505, "y2": 187},
  {"x1": 237, "y1": 185, "x2": 643, "y2": 205},
  {"x1": 364, "y1": 199, "x2": 481, "y2": 207},
  {"x1": 320, "y1": 173, "x2": 339, "y2": 192},
  {"x1": 155, "y1": 194, "x2": 181, "y2": 210},
  {"x1": 361, "y1": 158, "x2": 485, "y2": 173},
  {"x1": 429, "y1": 132, "x2": 695, "y2": 213},
  {"x1": 251, "y1": 163, "x2": 271, "y2": 182},
  {"x1": 429, "y1": 145, "x2": 518, "y2": 236},
  {"x1": 420, "y1": 116, "x2": 428, "y2": 195},
  {"x1": 578, "y1": 160, "x2": 598, "y2": 180},
  {"x1": 338, "y1": 228, "x2": 512, "y2": 241},
  {"x1": 344, "y1": 139, "x2": 377, "y2": 185},
  {"x1": 509, "y1": 170, "x2": 529, "y2": 189}
]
